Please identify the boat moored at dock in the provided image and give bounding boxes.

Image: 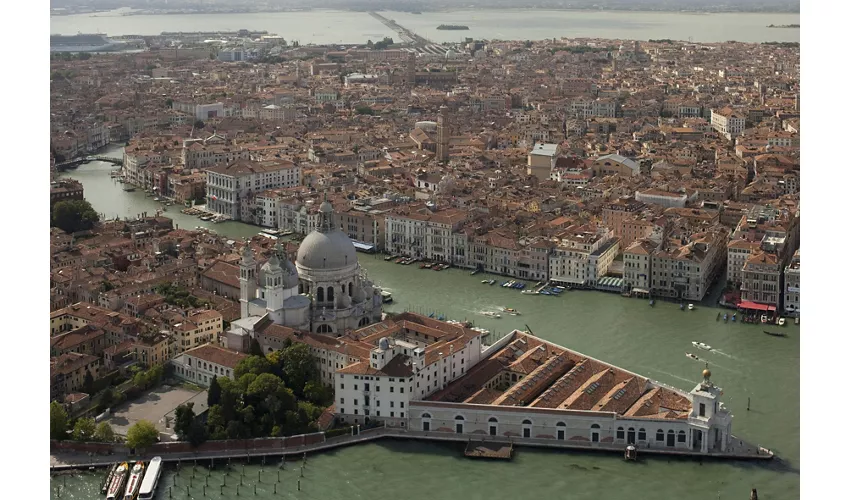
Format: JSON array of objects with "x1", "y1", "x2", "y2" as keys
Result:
[
  {"x1": 105, "y1": 462, "x2": 128, "y2": 500},
  {"x1": 137, "y1": 457, "x2": 162, "y2": 500},
  {"x1": 123, "y1": 461, "x2": 145, "y2": 500}
]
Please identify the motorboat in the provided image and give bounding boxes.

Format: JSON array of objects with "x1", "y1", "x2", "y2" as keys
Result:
[
  {"x1": 481, "y1": 279, "x2": 490, "y2": 284},
  {"x1": 101, "y1": 463, "x2": 120, "y2": 495},
  {"x1": 688, "y1": 304, "x2": 695, "y2": 311},
  {"x1": 624, "y1": 445, "x2": 637, "y2": 461},
  {"x1": 105, "y1": 462, "x2": 129, "y2": 500},
  {"x1": 764, "y1": 330, "x2": 788, "y2": 338},
  {"x1": 778, "y1": 318, "x2": 786, "y2": 326},
  {"x1": 380, "y1": 291, "x2": 393, "y2": 304},
  {"x1": 503, "y1": 308, "x2": 521, "y2": 316},
  {"x1": 483, "y1": 311, "x2": 502, "y2": 319},
  {"x1": 123, "y1": 461, "x2": 145, "y2": 500},
  {"x1": 691, "y1": 341, "x2": 712, "y2": 351},
  {"x1": 680, "y1": 303, "x2": 685, "y2": 311},
  {"x1": 760, "y1": 315, "x2": 768, "y2": 323},
  {"x1": 649, "y1": 300, "x2": 655, "y2": 307},
  {"x1": 686, "y1": 352, "x2": 700, "y2": 361},
  {"x1": 731, "y1": 314, "x2": 736, "y2": 322},
  {"x1": 384, "y1": 255, "x2": 395, "y2": 261}
]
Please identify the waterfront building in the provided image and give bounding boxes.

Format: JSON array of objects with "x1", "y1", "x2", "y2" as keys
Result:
[
  {"x1": 294, "y1": 313, "x2": 739, "y2": 457},
  {"x1": 384, "y1": 204, "x2": 470, "y2": 261},
  {"x1": 622, "y1": 239, "x2": 656, "y2": 294},
  {"x1": 233, "y1": 201, "x2": 383, "y2": 340},
  {"x1": 205, "y1": 159, "x2": 301, "y2": 221},
  {"x1": 784, "y1": 250, "x2": 800, "y2": 316},
  {"x1": 649, "y1": 228, "x2": 728, "y2": 301},
  {"x1": 740, "y1": 251, "x2": 782, "y2": 310},
  {"x1": 549, "y1": 226, "x2": 619, "y2": 288},
  {"x1": 171, "y1": 343, "x2": 247, "y2": 387}
]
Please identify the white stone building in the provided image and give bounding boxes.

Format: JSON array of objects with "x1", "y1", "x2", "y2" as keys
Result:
[
  {"x1": 784, "y1": 250, "x2": 800, "y2": 316},
  {"x1": 171, "y1": 343, "x2": 247, "y2": 387},
  {"x1": 206, "y1": 159, "x2": 301, "y2": 220}
]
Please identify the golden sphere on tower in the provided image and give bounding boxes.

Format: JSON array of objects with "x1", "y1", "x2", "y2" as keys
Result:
[{"x1": 702, "y1": 368, "x2": 712, "y2": 379}]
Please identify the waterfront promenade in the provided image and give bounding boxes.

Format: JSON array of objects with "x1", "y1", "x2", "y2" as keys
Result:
[{"x1": 50, "y1": 426, "x2": 773, "y2": 471}]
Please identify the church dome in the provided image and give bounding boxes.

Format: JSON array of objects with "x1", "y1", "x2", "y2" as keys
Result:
[
  {"x1": 282, "y1": 259, "x2": 299, "y2": 289},
  {"x1": 296, "y1": 229, "x2": 358, "y2": 270}
]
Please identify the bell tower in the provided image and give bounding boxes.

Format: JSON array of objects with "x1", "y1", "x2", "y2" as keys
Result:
[
  {"x1": 239, "y1": 245, "x2": 257, "y2": 318},
  {"x1": 437, "y1": 105, "x2": 450, "y2": 163}
]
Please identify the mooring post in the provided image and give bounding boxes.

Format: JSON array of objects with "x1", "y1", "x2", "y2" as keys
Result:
[
  {"x1": 747, "y1": 397, "x2": 751, "y2": 411},
  {"x1": 298, "y1": 480, "x2": 301, "y2": 491}
]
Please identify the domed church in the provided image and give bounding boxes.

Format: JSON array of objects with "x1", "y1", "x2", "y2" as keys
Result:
[{"x1": 238, "y1": 200, "x2": 383, "y2": 335}]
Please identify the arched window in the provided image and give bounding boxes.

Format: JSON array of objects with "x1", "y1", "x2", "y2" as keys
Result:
[
  {"x1": 422, "y1": 413, "x2": 431, "y2": 419},
  {"x1": 616, "y1": 427, "x2": 625, "y2": 440},
  {"x1": 328, "y1": 286, "x2": 335, "y2": 302},
  {"x1": 299, "y1": 283, "x2": 304, "y2": 294},
  {"x1": 522, "y1": 419, "x2": 532, "y2": 438},
  {"x1": 638, "y1": 428, "x2": 646, "y2": 442},
  {"x1": 348, "y1": 282, "x2": 353, "y2": 296},
  {"x1": 488, "y1": 417, "x2": 498, "y2": 436},
  {"x1": 627, "y1": 427, "x2": 636, "y2": 445},
  {"x1": 317, "y1": 287, "x2": 324, "y2": 302},
  {"x1": 677, "y1": 430, "x2": 686, "y2": 443},
  {"x1": 656, "y1": 430, "x2": 664, "y2": 442},
  {"x1": 454, "y1": 415, "x2": 464, "y2": 434},
  {"x1": 590, "y1": 423, "x2": 600, "y2": 443},
  {"x1": 591, "y1": 424, "x2": 600, "y2": 429},
  {"x1": 358, "y1": 317, "x2": 370, "y2": 327},
  {"x1": 556, "y1": 421, "x2": 567, "y2": 440},
  {"x1": 667, "y1": 430, "x2": 675, "y2": 447},
  {"x1": 317, "y1": 324, "x2": 332, "y2": 334}
]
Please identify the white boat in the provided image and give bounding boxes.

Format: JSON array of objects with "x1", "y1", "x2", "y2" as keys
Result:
[
  {"x1": 380, "y1": 291, "x2": 393, "y2": 303},
  {"x1": 105, "y1": 463, "x2": 129, "y2": 500},
  {"x1": 124, "y1": 461, "x2": 145, "y2": 500},
  {"x1": 691, "y1": 341, "x2": 712, "y2": 351},
  {"x1": 503, "y1": 308, "x2": 521, "y2": 316},
  {"x1": 152, "y1": 197, "x2": 160, "y2": 202},
  {"x1": 688, "y1": 304, "x2": 695, "y2": 311},
  {"x1": 483, "y1": 311, "x2": 502, "y2": 319},
  {"x1": 138, "y1": 457, "x2": 162, "y2": 500},
  {"x1": 685, "y1": 352, "x2": 700, "y2": 361},
  {"x1": 778, "y1": 317, "x2": 786, "y2": 326}
]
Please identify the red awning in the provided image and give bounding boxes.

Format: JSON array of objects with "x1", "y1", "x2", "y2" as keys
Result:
[{"x1": 737, "y1": 300, "x2": 777, "y2": 312}]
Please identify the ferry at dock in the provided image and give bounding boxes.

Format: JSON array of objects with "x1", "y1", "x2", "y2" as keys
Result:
[
  {"x1": 123, "y1": 461, "x2": 145, "y2": 500},
  {"x1": 105, "y1": 462, "x2": 129, "y2": 500},
  {"x1": 137, "y1": 457, "x2": 162, "y2": 500}
]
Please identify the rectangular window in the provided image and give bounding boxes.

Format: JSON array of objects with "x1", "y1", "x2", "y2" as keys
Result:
[
  {"x1": 699, "y1": 403, "x2": 705, "y2": 417},
  {"x1": 354, "y1": 399, "x2": 358, "y2": 406},
  {"x1": 401, "y1": 412, "x2": 405, "y2": 418},
  {"x1": 340, "y1": 398, "x2": 344, "y2": 405},
  {"x1": 390, "y1": 411, "x2": 395, "y2": 417},
  {"x1": 390, "y1": 387, "x2": 394, "y2": 393}
]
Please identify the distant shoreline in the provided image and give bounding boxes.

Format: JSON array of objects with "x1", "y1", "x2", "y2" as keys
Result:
[{"x1": 51, "y1": 7, "x2": 802, "y2": 18}]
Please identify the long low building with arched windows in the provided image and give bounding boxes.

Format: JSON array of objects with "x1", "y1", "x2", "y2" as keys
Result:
[{"x1": 329, "y1": 320, "x2": 766, "y2": 459}]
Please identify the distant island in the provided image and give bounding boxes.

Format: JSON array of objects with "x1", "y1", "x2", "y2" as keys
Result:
[
  {"x1": 767, "y1": 24, "x2": 800, "y2": 28},
  {"x1": 437, "y1": 24, "x2": 470, "y2": 30}
]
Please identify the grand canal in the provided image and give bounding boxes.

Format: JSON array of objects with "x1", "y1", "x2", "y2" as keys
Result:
[{"x1": 53, "y1": 157, "x2": 800, "y2": 499}]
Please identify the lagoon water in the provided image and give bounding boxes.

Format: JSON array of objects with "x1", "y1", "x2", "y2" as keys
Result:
[{"x1": 50, "y1": 9, "x2": 800, "y2": 44}]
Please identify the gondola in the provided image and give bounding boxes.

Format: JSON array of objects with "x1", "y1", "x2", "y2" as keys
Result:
[{"x1": 764, "y1": 330, "x2": 788, "y2": 338}]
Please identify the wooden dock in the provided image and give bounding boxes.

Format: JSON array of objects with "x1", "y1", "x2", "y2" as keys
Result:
[{"x1": 464, "y1": 440, "x2": 514, "y2": 460}]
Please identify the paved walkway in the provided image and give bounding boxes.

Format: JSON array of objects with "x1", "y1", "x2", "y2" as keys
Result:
[{"x1": 50, "y1": 428, "x2": 772, "y2": 471}]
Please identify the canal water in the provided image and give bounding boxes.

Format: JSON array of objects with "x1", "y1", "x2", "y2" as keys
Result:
[{"x1": 53, "y1": 159, "x2": 801, "y2": 499}]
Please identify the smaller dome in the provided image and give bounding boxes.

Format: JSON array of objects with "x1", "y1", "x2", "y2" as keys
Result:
[
  {"x1": 282, "y1": 260, "x2": 299, "y2": 289},
  {"x1": 379, "y1": 337, "x2": 390, "y2": 350},
  {"x1": 702, "y1": 368, "x2": 712, "y2": 379},
  {"x1": 262, "y1": 253, "x2": 281, "y2": 272},
  {"x1": 319, "y1": 200, "x2": 333, "y2": 213}
]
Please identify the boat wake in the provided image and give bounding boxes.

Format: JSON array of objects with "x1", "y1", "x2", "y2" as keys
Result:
[
  {"x1": 711, "y1": 349, "x2": 738, "y2": 360},
  {"x1": 644, "y1": 368, "x2": 696, "y2": 386}
]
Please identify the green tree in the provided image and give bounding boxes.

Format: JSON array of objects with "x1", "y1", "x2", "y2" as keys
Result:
[
  {"x1": 194, "y1": 119, "x2": 205, "y2": 129},
  {"x1": 355, "y1": 106, "x2": 375, "y2": 115},
  {"x1": 82, "y1": 370, "x2": 94, "y2": 394},
  {"x1": 247, "y1": 373, "x2": 283, "y2": 400},
  {"x1": 50, "y1": 401, "x2": 69, "y2": 441},
  {"x1": 72, "y1": 417, "x2": 96, "y2": 441},
  {"x1": 187, "y1": 419, "x2": 208, "y2": 447},
  {"x1": 206, "y1": 405, "x2": 227, "y2": 440},
  {"x1": 280, "y1": 343, "x2": 319, "y2": 398},
  {"x1": 173, "y1": 403, "x2": 195, "y2": 440},
  {"x1": 126, "y1": 420, "x2": 159, "y2": 450},
  {"x1": 98, "y1": 388, "x2": 116, "y2": 409},
  {"x1": 235, "y1": 356, "x2": 273, "y2": 379},
  {"x1": 51, "y1": 199, "x2": 99, "y2": 233},
  {"x1": 208, "y1": 375, "x2": 222, "y2": 407},
  {"x1": 165, "y1": 98, "x2": 173, "y2": 108},
  {"x1": 94, "y1": 422, "x2": 115, "y2": 443},
  {"x1": 303, "y1": 380, "x2": 332, "y2": 406}
]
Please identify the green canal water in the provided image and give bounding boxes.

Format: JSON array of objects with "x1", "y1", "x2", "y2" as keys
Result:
[{"x1": 53, "y1": 158, "x2": 801, "y2": 499}]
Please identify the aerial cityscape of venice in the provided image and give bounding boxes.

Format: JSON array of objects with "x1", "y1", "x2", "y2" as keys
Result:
[{"x1": 47, "y1": 1, "x2": 803, "y2": 499}]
